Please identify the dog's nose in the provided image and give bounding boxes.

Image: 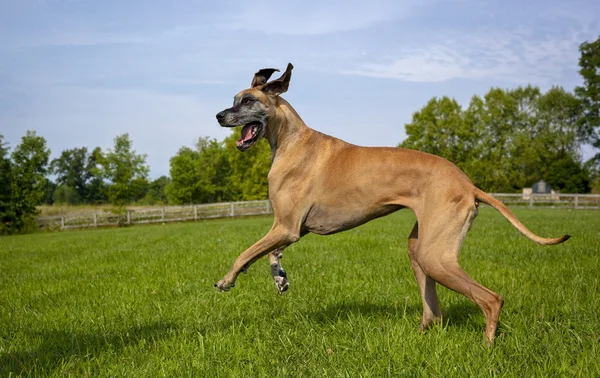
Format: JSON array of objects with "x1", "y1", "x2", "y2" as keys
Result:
[{"x1": 216, "y1": 111, "x2": 225, "y2": 122}]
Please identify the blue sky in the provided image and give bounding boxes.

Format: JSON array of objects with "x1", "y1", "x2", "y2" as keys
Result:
[{"x1": 1, "y1": 0, "x2": 598, "y2": 178}]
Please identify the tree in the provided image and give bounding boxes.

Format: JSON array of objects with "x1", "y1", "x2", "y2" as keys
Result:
[
  {"x1": 50, "y1": 147, "x2": 93, "y2": 204},
  {"x1": 401, "y1": 86, "x2": 587, "y2": 192},
  {"x1": 167, "y1": 146, "x2": 201, "y2": 204},
  {"x1": 510, "y1": 86, "x2": 584, "y2": 189},
  {"x1": 403, "y1": 97, "x2": 476, "y2": 161},
  {"x1": 166, "y1": 137, "x2": 232, "y2": 204},
  {"x1": 575, "y1": 36, "x2": 600, "y2": 191},
  {"x1": 0, "y1": 135, "x2": 14, "y2": 234},
  {"x1": 197, "y1": 137, "x2": 232, "y2": 203},
  {"x1": 98, "y1": 134, "x2": 149, "y2": 205},
  {"x1": 224, "y1": 131, "x2": 271, "y2": 201},
  {"x1": 86, "y1": 147, "x2": 109, "y2": 204},
  {"x1": 10, "y1": 131, "x2": 51, "y2": 231},
  {"x1": 141, "y1": 176, "x2": 170, "y2": 204},
  {"x1": 44, "y1": 179, "x2": 56, "y2": 205},
  {"x1": 575, "y1": 36, "x2": 600, "y2": 155},
  {"x1": 545, "y1": 156, "x2": 591, "y2": 193}
]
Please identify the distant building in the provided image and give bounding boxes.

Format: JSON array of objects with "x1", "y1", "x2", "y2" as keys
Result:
[
  {"x1": 523, "y1": 180, "x2": 559, "y2": 200},
  {"x1": 532, "y1": 180, "x2": 551, "y2": 194}
]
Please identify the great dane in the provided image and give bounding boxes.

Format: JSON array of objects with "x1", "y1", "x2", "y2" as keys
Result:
[{"x1": 214, "y1": 63, "x2": 570, "y2": 344}]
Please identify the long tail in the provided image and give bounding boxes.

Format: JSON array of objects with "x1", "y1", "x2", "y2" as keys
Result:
[{"x1": 474, "y1": 188, "x2": 570, "y2": 245}]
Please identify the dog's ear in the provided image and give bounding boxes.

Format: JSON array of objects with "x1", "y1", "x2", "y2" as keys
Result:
[
  {"x1": 251, "y1": 68, "x2": 280, "y2": 88},
  {"x1": 259, "y1": 63, "x2": 293, "y2": 96}
]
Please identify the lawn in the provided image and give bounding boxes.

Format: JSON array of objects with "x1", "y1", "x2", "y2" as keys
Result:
[{"x1": 1, "y1": 208, "x2": 599, "y2": 376}]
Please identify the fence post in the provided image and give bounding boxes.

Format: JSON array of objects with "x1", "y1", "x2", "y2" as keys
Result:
[
  {"x1": 61, "y1": 216, "x2": 65, "y2": 230},
  {"x1": 574, "y1": 194, "x2": 579, "y2": 209},
  {"x1": 127, "y1": 210, "x2": 131, "y2": 225},
  {"x1": 529, "y1": 194, "x2": 534, "y2": 208},
  {"x1": 161, "y1": 208, "x2": 165, "y2": 222},
  {"x1": 230, "y1": 202, "x2": 235, "y2": 217},
  {"x1": 93, "y1": 213, "x2": 97, "y2": 227},
  {"x1": 265, "y1": 200, "x2": 270, "y2": 214},
  {"x1": 194, "y1": 205, "x2": 198, "y2": 221}
]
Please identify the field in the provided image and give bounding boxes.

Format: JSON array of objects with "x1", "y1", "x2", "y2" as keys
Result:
[{"x1": 1, "y1": 208, "x2": 599, "y2": 376}]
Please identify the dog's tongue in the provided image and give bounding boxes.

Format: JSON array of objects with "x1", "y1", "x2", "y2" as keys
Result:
[{"x1": 237, "y1": 125, "x2": 254, "y2": 146}]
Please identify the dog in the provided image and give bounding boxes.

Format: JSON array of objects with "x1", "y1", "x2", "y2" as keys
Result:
[{"x1": 214, "y1": 63, "x2": 570, "y2": 344}]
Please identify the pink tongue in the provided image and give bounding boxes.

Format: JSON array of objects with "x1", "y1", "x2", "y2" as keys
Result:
[{"x1": 238, "y1": 125, "x2": 254, "y2": 145}]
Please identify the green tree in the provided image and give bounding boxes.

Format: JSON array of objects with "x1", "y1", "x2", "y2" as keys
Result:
[
  {"x1": 87, "y1": 147, "x2": 108, "y2": 204},
  {"x1": 50, "y1": 147, "x2": 99, "y2": 204},
  {"x1": 98, "y1": 134, "x2": 149, "y2": 205},
  {"x1": 197, "y1": 137, "x2": 232, "y2": 203},
  {"x1": 0, "y1": 135, "x2": 15, "y2": 234},
  {"x1": 402, "y1": 97, "x2": 475, "y2": 164},
  {"x1": 545, "y1": 156, "x2": 591, "y2": 193},
  {"x1": 575, "y1": 36, "x2": 600, "y2": 155},
  {"x1": 10, "y1": 131, "x2": 51, "y2": 232},
  {"x1": 167, "y1": 146, "x2": 200, "y2": 204},
  {"x1": 167, "y1": 137, "x2": 232, "y2": 204},
  {"x1": 402, "y1": 86, "x2": 587, "y2": 192},
  {"x1": 53, "y1": 184, "x2": 80, "y2": 205},
  {"x1": 224, "y1": 131, "x2": 271, "y2": 201},
  {"x1": 140, "y1": 176, "x2": 171, "y2": 204},
  {"x1": 44, "y1": 179, "x2": 56, "y2": 205},
  {"x1": 510, "y1": 86, "x2": 584, "y2": 189},
  {"x1": 574, "y1": 36, "x2": 600, "y2": 191}
]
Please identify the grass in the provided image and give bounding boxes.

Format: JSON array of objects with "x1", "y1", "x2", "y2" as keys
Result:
[{"x1": 1, "y1": 208, "x2": 599, "y2": 377}]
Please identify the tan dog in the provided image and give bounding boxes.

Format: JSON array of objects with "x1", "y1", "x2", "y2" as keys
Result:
[{"x1": 215, "y1": 63, "x2": 570, "y2": 344}]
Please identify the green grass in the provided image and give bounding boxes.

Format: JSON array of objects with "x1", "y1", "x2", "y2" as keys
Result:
[{"x1": 1, "y1": 208, "x2": 599, "y2": 377}]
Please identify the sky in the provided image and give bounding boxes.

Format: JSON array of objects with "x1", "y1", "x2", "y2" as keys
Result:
[{"x1": 1, "y1": 0, "x2": 599, "y2": 179}]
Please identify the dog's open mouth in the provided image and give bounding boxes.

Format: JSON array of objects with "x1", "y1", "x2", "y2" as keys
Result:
[{"x1": 236, "y1": 122, "x2": 262, "y2": 151}]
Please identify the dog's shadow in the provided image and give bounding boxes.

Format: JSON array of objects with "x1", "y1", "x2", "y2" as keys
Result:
[
  {"x1": 306, "y1": 301, "x2": 420, "y2": 324},
  {"x1": 305, "y1": 299, "x2": 482, "y2": 329},
  {"x1": 0, "y1": 322, "x2": 178, "y2": 376}
]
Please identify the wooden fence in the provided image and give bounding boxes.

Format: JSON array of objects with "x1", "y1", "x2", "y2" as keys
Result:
[
  {"x1": 36, "y1": 200, "x2": 271, "y2": 231},
  {"x1": 36, "y1": 194, "x2": 599, "y2": 231},
  {"x1": 488, "y1": 193, "x2": 600, "y2": 209}
]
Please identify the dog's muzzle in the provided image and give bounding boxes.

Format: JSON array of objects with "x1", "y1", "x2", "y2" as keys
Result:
[{"x1": 216, "y1": 110, "x2": 264, "y2": 151}]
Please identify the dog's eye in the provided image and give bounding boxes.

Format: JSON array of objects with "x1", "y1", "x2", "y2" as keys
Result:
[{"x1": 242, "y1": 97, "x2": 253, "y2": 105}]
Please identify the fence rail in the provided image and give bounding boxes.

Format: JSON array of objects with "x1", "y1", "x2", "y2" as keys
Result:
[
  {"x1": 488, "y1": 193, "x2": 600, "y2": 209},
  {"x1": 37, "y1": 193, "x2": 599, "y2": 231},
  {"x1": 36, "y1": 200, "x2": 272, "y2": 231}
]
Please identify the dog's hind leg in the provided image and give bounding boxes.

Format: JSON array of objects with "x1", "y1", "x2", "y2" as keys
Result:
[
  {"x1": 417, "y1": 206, "x2": 504, "y2": 344},
  {"x1": 407, "y1": 221, "x2": 442, "y2": 330},
  {"x1": 269, "y1": 247, "x2": 289, "y2": 294}
]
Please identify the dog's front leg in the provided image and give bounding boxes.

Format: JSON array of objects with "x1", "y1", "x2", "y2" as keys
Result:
[
  {"x1": 269, "y1": 247, "x2": 289, "y2": 294},
  {"x1": 215, "y1": 226, "x2": 297, "y2": 292}
]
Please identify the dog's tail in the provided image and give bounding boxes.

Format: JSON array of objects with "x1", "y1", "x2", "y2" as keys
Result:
[{"x1": 474, "y1": 188, "x2": 570, "y2": 245}]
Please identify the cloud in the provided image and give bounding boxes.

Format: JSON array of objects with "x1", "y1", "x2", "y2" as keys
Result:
[
  {"x1": 343, "y1": 30, "x2": 589, "y2": 85},
  {"x1": 27, "y1": 32, "x2": 151, "y2": 47},
  {"x1": 343, "y1": 46, "x2": 470, "y2": 82},
  {"x1": 218, "y1": 0, "x2": 428, "y2": 36}
]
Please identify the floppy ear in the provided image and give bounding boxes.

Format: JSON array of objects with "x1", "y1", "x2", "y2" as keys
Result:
[
  {"x1": 260, "y1": 63, "x2": 293, "y2": 96},
  {"x1": 251, "y1": 68, "x2": 280, "y2": 88}
]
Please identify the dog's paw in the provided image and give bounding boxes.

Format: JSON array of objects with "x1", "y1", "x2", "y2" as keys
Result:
[
  {"x1": 274, "y1": 275, "x2": 289, "y2": 295},
  {"x1": 214, "y1": 279, "x2": 235, "y2": 292}
]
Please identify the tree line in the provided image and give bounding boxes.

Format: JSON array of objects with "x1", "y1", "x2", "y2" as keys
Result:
[
  {"x1": 1, "y1": 37, "x2": 599, "y2": 234},
  {"x1": 401, "y1": 37, "x2": 600, "y2": 193}
]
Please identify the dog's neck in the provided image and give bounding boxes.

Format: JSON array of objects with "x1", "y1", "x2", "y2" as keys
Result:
[{"x1": 265, "y1": 97, "x2": 310, "y2": 160}]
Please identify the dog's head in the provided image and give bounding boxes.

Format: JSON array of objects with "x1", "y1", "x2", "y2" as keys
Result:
[{"x1": 216, "y1": 63, "x2": 293, "y2": 151}]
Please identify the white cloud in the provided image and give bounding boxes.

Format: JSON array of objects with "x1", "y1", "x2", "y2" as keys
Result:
[
  {"x1": 343, "y1": 22, "x2": 597, "y2": 86},
  {"x1": 29, "y1": 32, "x2": 151, "y2": 47},
  {"x1": 218, "y1": 0, "x2": 428, "y2": 36}
]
